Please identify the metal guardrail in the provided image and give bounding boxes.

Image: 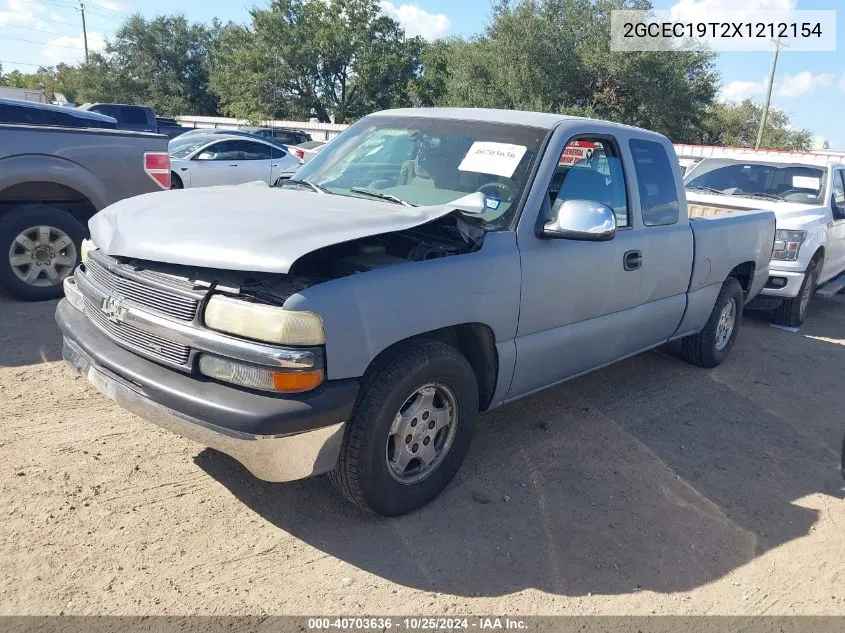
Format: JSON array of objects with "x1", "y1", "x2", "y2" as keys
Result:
[{"x1": 174, "y1": 115, "x2": 350, "y2": 141}]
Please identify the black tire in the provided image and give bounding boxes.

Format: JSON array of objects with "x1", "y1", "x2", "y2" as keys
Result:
[
  {"x1": 170, "y1": 173, "x2": 184, "y2": 189},
  {"x1": 0, "y1": 205, "x2": 87, "y2": 302},
  {"x1": 773, "y1": 260, "x2": 819, "y2": 327},
  {"x1": 680, "y1": 277, "x2": 744, "y2": 368},
  {"x1": 329, "y1": 339, "x2": 479, "y2": 516}
]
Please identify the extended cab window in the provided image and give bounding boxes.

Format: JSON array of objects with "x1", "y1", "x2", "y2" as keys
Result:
[
  {"x1": 629, "y1": 139, "x2": 680, "y2": 226},
  {"x1": 550, "y1": 138, "x2": 629, "y2": 227}
]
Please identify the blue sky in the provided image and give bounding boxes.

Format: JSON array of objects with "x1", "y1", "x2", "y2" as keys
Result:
[{"x1": 1, "y1": 0, "x2": 843, "y2": 146}]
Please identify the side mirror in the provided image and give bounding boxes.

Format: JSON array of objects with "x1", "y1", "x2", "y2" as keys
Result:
[
  {"x1": 542, "y1": 199, "x2": 616, "y2": 241},
  {"x1": 195, "y1": 151, "x2": 213, "y2": 161}
]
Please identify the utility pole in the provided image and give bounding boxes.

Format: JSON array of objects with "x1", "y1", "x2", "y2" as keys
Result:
[
  {"x1": 755, "y1": 37, "x2": 783, "y2": 149},
  {"x1": 79, "y1": 1, "x2": 89, "y2": 64}
]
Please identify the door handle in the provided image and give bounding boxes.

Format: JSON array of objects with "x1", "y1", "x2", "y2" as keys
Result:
[
  {"x1": 623, "y1": 250, "x2": 643, "y2": 271},
  {"x1": 228, "y1": 164, "x2": 238, "y2": 167}
]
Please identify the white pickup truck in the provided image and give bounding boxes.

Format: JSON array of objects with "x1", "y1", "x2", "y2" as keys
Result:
[{"x1": 685, "y1": 155, "x2": 845, "y2": 326}]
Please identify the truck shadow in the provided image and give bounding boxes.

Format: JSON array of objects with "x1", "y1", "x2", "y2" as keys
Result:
[
  {"x1": 0, "y1": 293, "x2": 62, "y2": 367},
  {"x1": 196, "y1": 311, "x2": 845, "y2": 598}
]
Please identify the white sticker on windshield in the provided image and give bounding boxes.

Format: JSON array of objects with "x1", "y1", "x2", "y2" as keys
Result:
[
  {"x1": 458, "y1": 142, "x2": 528, "y2": 178},
  {"x1": 792, "y1": 175, "x2": 821, "y2": 190}
]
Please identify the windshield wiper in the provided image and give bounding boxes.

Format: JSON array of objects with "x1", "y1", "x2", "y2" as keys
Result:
[
  {"x1": 686, "y1": 185, "x2": 725, "y2": 194},
  {"x1": 727, "y1": 191, "x2": 784, "y2": 201},
  {"x1": 350, "y1": 187, "x2": 416, "y2": 207},
  {"x1": 279, "y1": 179, "x2": 331, "y2": 194}
]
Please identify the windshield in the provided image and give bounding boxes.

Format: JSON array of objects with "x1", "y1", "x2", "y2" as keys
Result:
[
  {"x1": 292, "y1": 116, "x2": 547, "y2": 229},
  {"x1": 685, "y1": 160, "x2": 825, "y2": 204},
  {"x1": 169, "y1": 137, "x2": 212, "y2": 159}
]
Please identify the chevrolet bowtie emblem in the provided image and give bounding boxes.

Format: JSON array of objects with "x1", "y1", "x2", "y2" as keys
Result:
[{"x1": 100, "y1": 296, "x2": 128, "y2": 323}]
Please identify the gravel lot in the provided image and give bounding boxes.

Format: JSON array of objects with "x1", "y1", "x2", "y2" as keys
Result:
[{"x1": 1, "y1": 293, "x2": 843, "y2": 616}]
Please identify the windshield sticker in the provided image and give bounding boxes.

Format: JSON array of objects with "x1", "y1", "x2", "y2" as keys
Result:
[
  {"x1": 485, "y1": 196, "x2": 501, "y2": 210},
  {"x1": 459, "y1": 142, "x2": 528, "y2": 178},
  {"x1": 792, "y1": 175, "x2": 821, "y2": 190}
]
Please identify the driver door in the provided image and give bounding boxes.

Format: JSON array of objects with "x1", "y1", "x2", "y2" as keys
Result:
[{"x1": 189, "y1": 141, "x2": 242, "y2": 188}]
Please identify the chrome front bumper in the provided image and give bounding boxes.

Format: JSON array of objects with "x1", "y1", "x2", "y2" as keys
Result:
[{"x1": 62, "y1": 336, "x2": 346, "y2": 482}]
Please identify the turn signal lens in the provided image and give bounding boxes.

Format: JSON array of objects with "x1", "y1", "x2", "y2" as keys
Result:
[{"x1": 199, "y1": 355, "x2": 324, "y2": 393}]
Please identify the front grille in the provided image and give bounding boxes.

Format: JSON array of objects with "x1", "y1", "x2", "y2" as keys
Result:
[
  {"x1": 84, "y1": 298, "x2": 191, "y2": 366},
  {"x1": 85, "y1": 256, "x2": 199, "y2": 321}
]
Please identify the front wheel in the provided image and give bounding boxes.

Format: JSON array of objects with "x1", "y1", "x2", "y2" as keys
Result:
[
  {"x1": 329, "y1": 339, "x2": 479, "y2": 516},
  {"x1": 773, "y1": 260, "x2": 818, "y2": 327},
  {"x1": 680, "y1": 277, "x2": 744, "y2": 368}
]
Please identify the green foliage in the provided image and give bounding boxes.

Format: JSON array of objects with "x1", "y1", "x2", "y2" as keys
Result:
[
  {"x1": 695, "y1": 100, "x2": 813, "y2": 151},
  {"x1": 435, "y1": 0, "x2": 719, "y2": 141},
  {"x1": 0, "y1": 0, "x2": 816, "y2": 150},
  {"x1": 210, "y1": 0, "x2": 424, "y2": 123}
]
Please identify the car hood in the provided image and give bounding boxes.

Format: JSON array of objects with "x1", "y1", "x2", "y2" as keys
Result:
[
  {"x1": 685, "y1": 191, "x2": 827, "y2": 228},
  {"x1": 89, "y1": 184, "x2": 468, "y2": 274}
]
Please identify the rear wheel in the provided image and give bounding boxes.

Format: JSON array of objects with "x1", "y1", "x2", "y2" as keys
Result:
[
  {"x1": 773, "y1": 260, "x2": 818, "y2": 327},
  {"x1": 680, "y1": 277, "x2": 744, "y2": 368},
  {"x1": 0, "y1": 205, "x2": 86, "y2": 301},
  {"x1": 170, "y1": 173, "x2": 184, "y2": 189},
  {"x1": 330, "y1": 339, "x2": 479, "y2": 516}
]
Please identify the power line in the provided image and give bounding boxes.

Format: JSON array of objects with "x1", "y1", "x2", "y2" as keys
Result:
[
  {"x1": 0, "y1": 23, "x2": 79, "y2": 37},
  {"x1": 0, "y1": 34, "x2": 84, "y2": 50},
  {"x1": 0, "y1": 60, "x2": 47, "y2": 68}
]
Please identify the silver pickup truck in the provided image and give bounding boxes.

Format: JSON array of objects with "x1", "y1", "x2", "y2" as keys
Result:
[{"x1": 56, "y1": 108, "x2": 776, "y2": 516}]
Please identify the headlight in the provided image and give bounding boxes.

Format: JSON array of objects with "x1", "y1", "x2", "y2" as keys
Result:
[
  {"x1": 203, "y1": 294, "x2": 325, "y2": 345},
  {"x1": 199, "y1": 354, "x2": 323, "y2": 393},
  {"x1": 772, "y1": 229, "x2": 807, "y2": 261},
  {"x1": 80, "y1": 238, "x2": 97, "y2": 263}
]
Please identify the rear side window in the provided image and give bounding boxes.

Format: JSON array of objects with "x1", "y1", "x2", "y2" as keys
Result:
[
  {"x1": 116, "y1": 106, "x2": 149, "y2": 125},
  {"x1": 236, "y1": 141, "x2": 272, "y2": 160},
  {"x1": 270, "y1": 146, "x2": 287, "y2": 159},
  {"x1": 629, "y1": 139, "x2": 680, "y2": 226}
]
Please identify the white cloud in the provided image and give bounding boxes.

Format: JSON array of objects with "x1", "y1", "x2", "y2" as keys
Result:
[
  {"x1": 719, "y1": 78, "x2": 767, "y2": 102},
  {"x1": 0, "y1": 0, "x2": 45, "y2": 26},
  {"x1": 379, "y1": 1, "x2": 450, "y2": 41},
  {"x1": 778, "y1": 71, "x2": 834, "y2": 97},
  {"x1": 41, "y1": 32, "x2": 106, "y2": 64},
  {"x1": 839, "y1": 73, "x2": 845, "y2": 91}
]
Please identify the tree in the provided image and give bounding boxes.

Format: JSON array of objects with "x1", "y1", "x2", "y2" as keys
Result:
[
  {"x1": 695, "y1": 100, "x2": 812, "y2": 151},
  {"x1": 98, "y1": 14, "x2": 225, "y2": 115},
  {"x1": 431, "y1": 0, "x2": 719, "y2": 141},
  {"x1": 210, "y1": 0, "x2": 425, "y2": 123}
]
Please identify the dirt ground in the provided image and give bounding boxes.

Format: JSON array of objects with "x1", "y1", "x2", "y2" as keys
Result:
[{"x1": 1, "y1": 291, "x2": 843, "y2": 616}]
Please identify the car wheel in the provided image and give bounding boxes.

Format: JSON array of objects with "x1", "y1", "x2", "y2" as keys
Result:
[
  {"x1": 0, "y1": 205, "x2": 86, "y2": 301},
  {"x1": 773, "y1": 260, "x2": 818, "y2": 327},
  {"x1": 329, "y1": 339, "x2": 479, "y2": 516},
  {"x1": 170, "y1": 173, "x2": 184, "y2": 189},
  {"x1": 680, "y1": 277, "x2": 744, "y2": 368}
]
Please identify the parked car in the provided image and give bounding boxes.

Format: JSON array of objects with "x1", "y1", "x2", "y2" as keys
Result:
[
  {"x1": 291, "y1": 140, "x2": 327, "y2": 164},
  {"x1": 179, "y1": 127, "x2": 295, "y2": 150},
  {"x1": 77, "y1": 103, "x2": 189, "y2": 137},
  {"x1": 168, "y1": 133, "x2": 300, "y2": 189},
  {"x1": 0, "y1": 116, "x2": 169, "y2": 301},
  {"x1": 1, "y1": 97, "x2": 116, "y2": 129},
  {"x1": 685, "y1": 155, "x2": 845, "y2": 326},
  {"x1": 244, "y1": 126, "x2": 313, "y2": 146},
  {"x1": 56, "y1": 108, "x2": 776, "y2": 515},
  {"x1": 155, "y1": 117, "x2": 191, "y2": 139}
]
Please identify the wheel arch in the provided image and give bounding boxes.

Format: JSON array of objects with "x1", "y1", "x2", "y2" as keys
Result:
[
  {"x1": 0, "y1": 180, "x2": 98, "y2": 228},
  {"x1": 363, "y1": 323, "x2": 499, "y2": 412},
  {"x1": 727, "y1": 261, "x2": 755, "y2": 297}
]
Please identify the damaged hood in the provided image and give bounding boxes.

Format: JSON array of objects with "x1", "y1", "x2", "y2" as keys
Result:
[{"x1": 89, "y1": 184, "x2": 470, "y2": 274}]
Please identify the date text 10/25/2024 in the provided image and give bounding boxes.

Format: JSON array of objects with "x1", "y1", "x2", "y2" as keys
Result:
[{"x1": 307, "y1": 618, "x2": 528, "y2": 630}]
